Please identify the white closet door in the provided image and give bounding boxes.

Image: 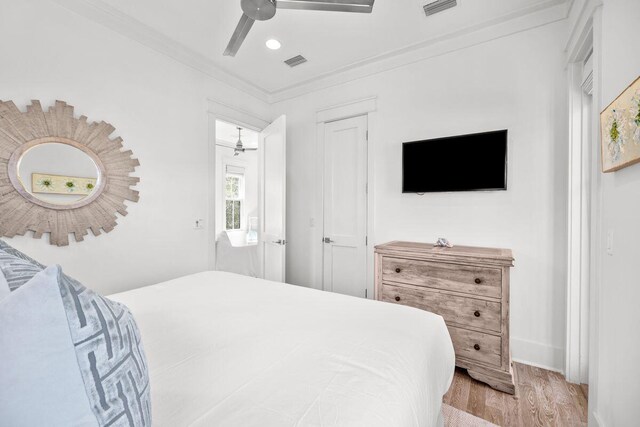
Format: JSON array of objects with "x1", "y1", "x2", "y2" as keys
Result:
[{"x1": 322, "y1": 115, "x2": 368, "y2": 297}]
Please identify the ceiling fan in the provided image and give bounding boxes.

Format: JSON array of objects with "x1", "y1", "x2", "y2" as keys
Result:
[
  {"x1": 233, "y1": 127, "x2": 257, "y2": 156},
  {"x1": 215, "y1": 127, "x2": 257, "y2": 155},
  {"x1": 224, "y1": 0, "x2": 375, "y2": 57}
]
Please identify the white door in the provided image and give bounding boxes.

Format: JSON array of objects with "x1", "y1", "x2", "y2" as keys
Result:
[
  {"x1": 322, "y1": 115, "x2": 368, "y2": 297},
  {"x1": 259, "y1": 115, "x2": 286, "y2": 282}
]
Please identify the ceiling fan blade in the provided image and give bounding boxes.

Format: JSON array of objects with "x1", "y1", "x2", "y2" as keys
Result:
[
  {"x1": 276, "y1": 0, "x2": 374, "y2": 13},
  {"x1": 223, "y1": 14, "x2": 255, "y2": 57}
]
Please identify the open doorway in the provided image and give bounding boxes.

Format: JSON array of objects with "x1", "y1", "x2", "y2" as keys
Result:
[
  {"x1": 214, "y1": 120, "x2": 260, "y2": 277},
  {"x1": 209, "y1": 113, "x2": 287, "y2": 282}
]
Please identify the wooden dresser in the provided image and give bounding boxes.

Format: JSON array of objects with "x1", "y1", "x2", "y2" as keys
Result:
[{"x1": 374, "y1": 241, "x2": 515, "y2": 394}]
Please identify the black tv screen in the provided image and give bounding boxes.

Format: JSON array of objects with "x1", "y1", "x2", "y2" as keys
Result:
[{"x1": 402, "y1": 130, "x2": 508, "y2": 193}]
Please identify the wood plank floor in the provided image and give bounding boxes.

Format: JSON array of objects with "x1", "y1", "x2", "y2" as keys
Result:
[{"x1": 443, "y1": 363, "x2": 588, "y2": 426}]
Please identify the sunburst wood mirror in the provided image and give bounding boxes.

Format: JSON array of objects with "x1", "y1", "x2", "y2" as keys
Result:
[{"x1": 0, "y1": 100, "x2": 139, "y2": 246}]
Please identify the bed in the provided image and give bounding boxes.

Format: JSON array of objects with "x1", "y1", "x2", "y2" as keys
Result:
[{"x1": 109, "y1": 271, "x2": 455, "y2": 427}]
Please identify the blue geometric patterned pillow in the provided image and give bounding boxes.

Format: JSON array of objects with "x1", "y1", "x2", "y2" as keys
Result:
[
  {"x1": 0, "y1": 264, "x2": 151, "y2": 426},
  {"x1": 56, "y1": 266, "x2": 152, "y2": 426},
  {"x1": 0, "y1": 241, "x2": 83, "y2": 297},
  {"x1": 0, "y1": 249, "x2": 43, "y2": 291},
  {"x1": 0, "y1": 267, "x2": 9, "y2": 301},
  {"x1": 0, "y1": 239, "x2": 46, "y2": 269},
  {"x1": 0, "y1": 241, "x2": 151, "y2": 425}
]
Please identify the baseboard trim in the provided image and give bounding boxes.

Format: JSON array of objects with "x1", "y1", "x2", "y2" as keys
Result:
[
  {"x1": 512, "y1": 357, "x2": 564, "y2": 374},
  {"x1": 511, "y1": 337, "x2": 564, "y2": 373}
]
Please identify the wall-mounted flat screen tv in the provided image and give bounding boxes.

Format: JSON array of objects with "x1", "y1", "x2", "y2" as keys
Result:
[{"x1": 402, "y1": 130, "x2": 508, "y2": 193}]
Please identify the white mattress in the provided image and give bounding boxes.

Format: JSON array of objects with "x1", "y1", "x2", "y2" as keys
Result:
[{"x1": 110, "y1": 271, "x2": 455, "y2": 427}]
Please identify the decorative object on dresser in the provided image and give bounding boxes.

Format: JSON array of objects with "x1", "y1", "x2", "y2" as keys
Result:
[
  {"x1": 374, "y1": 241, "x2": 516, "y2": 394},
  {"x1": 0, "y1": 100, "x2": 140, "y2": 246}
]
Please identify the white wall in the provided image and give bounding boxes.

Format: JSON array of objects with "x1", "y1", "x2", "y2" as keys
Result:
[
  {"x1": 0, "y1": 0, "x2": 270, "y2": 295},
  {"x1": 272, "y1": 21, "x2": 569, "y2": 370},
  {"x1": 1, "y1": 0, "x2": 574, "y2": 373},
  {"x1": 593, "y1": 0, "x2": 640, "y2": 425}
]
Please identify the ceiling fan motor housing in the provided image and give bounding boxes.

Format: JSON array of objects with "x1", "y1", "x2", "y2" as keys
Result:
[{"x1": 241, "y1": 0, "x2": 277, "y2": 20}]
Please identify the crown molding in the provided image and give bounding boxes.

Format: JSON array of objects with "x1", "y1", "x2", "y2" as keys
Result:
[
  {"x1": 207, "y1": 98, "x2": 271, "y2": 131},
  {"x1": 51, "y1": 0, "x2": 570, "y2": 105},
  {"x1": 564, "y1": 0, "x2": 603, "y2": 62},
  {"x1": 51, "y1": 0, "x2": 271, "y2": 103},
  {"x1": 268, "y1": 0, "x2": 570, "y2": 103}
]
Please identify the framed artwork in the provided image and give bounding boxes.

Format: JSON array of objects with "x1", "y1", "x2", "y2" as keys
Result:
[
  {"x1": 31, "y1": 173, "x2": 97, "y2": 196},
  {"x1": 600, "y1": 75, "x2": 640, "y2": 172}
]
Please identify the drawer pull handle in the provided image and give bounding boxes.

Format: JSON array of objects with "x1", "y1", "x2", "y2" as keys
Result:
[
  {"x1": 474, "y1": 344, "x2": 480, "y2": 351},
  {"x1": 474, "y1": 278, "x2": 482, "y2": 284},
  {"x1": 395, "y1": 296, "x2": 401, "y2": 302},
  {"x1": 474, "y1": 310, "x2": 480, "y2": 317},
  {"x1": 395, "y1": 268, "x2": 402, "y2": 273}
]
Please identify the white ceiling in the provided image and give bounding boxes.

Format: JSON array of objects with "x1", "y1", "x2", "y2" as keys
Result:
[
  {"x1": 84, "y1": 0, "x2": 567, "y2": 94},
  {"x1": 216, "y1": 120, "x2": 259, "y2": 148}
]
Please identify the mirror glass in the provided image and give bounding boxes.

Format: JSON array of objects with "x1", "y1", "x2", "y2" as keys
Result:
[{"x1": 16, "y1": 142, "x2": 100, "y2": 206}]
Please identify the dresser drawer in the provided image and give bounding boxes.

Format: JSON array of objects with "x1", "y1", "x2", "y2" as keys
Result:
[
  {"x1": 449, "y1": 326, "x2": 502, "y2": 367},
  {"x1": 381, "y1": 283, "x2": 502, "y2": 333},
  {"x1": 382, "y1": 256, "x2": 502, "y2": 298}
]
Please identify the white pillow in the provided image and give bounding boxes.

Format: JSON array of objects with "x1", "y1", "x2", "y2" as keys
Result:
[
  {"x1": 0, "y1": 266, "x2": 97, "y2": 426},
  {"x1": 0, "y1": 267, "x2": 9, "y2": 302},
  {"x1": 0, "y1": 265, "x2": 151, "y2": 426}
]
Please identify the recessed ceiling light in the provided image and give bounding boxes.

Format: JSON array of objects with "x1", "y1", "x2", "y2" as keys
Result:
[{"x1": 266, "y1": 39, "x2": 281, "y2": 50}]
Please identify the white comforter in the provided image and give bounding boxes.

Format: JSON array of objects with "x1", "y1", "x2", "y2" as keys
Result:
[{"x1": 110, "y1": 272, "x2": 454, "y2": 427}]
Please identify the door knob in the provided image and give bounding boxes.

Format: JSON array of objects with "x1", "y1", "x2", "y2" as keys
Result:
[
  {"x1": 323, "y1": 237, "x2": 334, "y2": 243},
  {"x1": 273, "y1": 239, "x2": 286, "y2": 245}
]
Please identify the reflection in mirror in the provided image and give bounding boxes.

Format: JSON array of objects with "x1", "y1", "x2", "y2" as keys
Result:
[{"x1": 17, "y1": 143, "x2": 100, "y2": 206}]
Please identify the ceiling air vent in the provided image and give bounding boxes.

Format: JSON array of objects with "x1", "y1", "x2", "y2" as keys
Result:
[
  {"x1": 423, "y1": 0, "x2": 457, "y2": 16},
  {"x1": 284, "y1": 55, "x2": 307, "y2": 67}
]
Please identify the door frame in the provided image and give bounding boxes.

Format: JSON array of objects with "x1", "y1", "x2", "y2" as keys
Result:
[
  {"x1": 207, "y1": 99, "x2": 270, "y2": 271},
  {"x1": 564, "y1": 1, "x2": 603, "y2": 398},
  {"x1": 566, "y1": 53, "x2": 593, "y2": 385},
  {"x1": 314, "y1": 97, "x2": 377, "y2": 298}
]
